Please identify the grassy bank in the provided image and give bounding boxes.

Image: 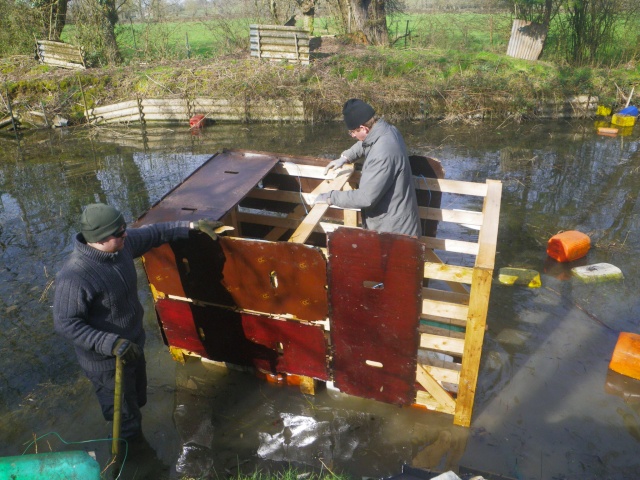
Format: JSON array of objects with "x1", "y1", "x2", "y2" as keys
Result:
[{"x1": 1, "y1": 14, "x2": 638, "y2": 127}]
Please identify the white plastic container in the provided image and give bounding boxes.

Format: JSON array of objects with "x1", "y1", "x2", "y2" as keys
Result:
[{"x1": 571, "y1": 263, "x2": 623, "y2": 283}]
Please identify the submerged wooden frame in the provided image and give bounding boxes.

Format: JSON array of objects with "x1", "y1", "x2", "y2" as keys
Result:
[{"x1": 137, "y1": 149, "x2": 502, "y2": 427}]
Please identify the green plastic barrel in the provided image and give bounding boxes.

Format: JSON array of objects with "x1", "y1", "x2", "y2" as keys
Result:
[{"x1": 0, "y1": 451, "x2": 101, "y2": 479}]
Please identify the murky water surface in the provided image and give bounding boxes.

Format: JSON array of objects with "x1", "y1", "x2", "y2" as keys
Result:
[{"x1": 1, "y1": 120, "x2": 639, "y2": 479}]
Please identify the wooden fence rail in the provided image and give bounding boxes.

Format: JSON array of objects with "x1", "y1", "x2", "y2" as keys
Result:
[
  {"x1": 36, "y1": 40, "x2": 86, "y2": 70},
  {"x1": 250, "y1": 25, "x2": 310, "y2": 65}
]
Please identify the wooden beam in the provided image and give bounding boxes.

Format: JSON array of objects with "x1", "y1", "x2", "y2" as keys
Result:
[
  {"x1": 424, "y1": 262, "x2": 474, "y2": 285},
  {"x1": 420, "y1": 333, "x2": 465, "y2": 356},
  {"x1": 475, "y1": 180, "x2": 502, "y2": 269},
  {"x1": 416, "y1": 364, "x2": 456, "y2": 414},
  {"x1": 453, "y1": 267, "x2": 493, "y2": 427},
  {"x1": 288, "y1": 167, "x2": 354, "y2": 244}
]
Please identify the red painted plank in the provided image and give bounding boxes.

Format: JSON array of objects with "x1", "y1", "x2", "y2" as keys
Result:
[
  {"x1": 328, "y1": 228, "x2": 424, "y2": 405},
  {"x1": 241, "y1": 313, "x2": 329, "y2": 380}
]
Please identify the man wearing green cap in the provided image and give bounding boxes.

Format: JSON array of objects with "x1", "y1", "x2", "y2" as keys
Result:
[
  {"x1": 53, "y1": 203, "x2": 221, "y2": 442},
  {"x1": 315, "y1": 98, "x2": 420, "y2": 237}
]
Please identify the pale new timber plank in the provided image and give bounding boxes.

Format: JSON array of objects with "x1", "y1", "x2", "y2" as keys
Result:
[
  {"x1": 412, "y1": 177, "x2": 489, "y2": 196},
  {"x1": 422, "y1": 364, "x2": 461, "y2": 385},
  {"x1": 422, "y1": 298, "x2": 469, "y2": 322},
  {"x1": 272, "y1": 162, "x2": 327, "y2": 179},
  {"x1": 424, "y1": 250, "x2": 470, "y2": 295},
  {"x1": 342, "y1": 183, "x2": 358, "y2": 227},
  {"x1": 422, "y1": 287, "x2": 470, "y2": 305},
  {"x1": 420, "y1": 236, "x2": 479, "y2": 255},
  {"x1": 288, "y1": 168, "x2": 354, "y2": 244},
  {"x1": 454, "y1": 267, "x2": 493, "y2": 427},
  {"x1": 264, "y1": 175, "x2": 337, "y2": 241},
  {"x1": 419, "y1": 324, "x2": 465, "y2": 340},
  {"x1": 416, "y1": 365, "x2": 456, "y2": 414},
  {"x1": 475, "y1": 180, "x2": 503, "y2": 269},
  {"x1": 424, "y1": 262, "x2": 474, "y2": 285},
  {"x1": 418, "y1": 207, "x2": 484, "y2": 226},
  {"x1": 420, "y1": 333, "x2": 465, "y2": 356}
]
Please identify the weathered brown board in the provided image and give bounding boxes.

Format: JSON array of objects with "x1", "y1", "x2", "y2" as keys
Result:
[
  {"x1": 328, "y1": 228, "x2": 424, "y2": 405},
  {"x1": 219, "y1": 238, "x2": 328, "y2": 321},
  {"x1": 138, "y1": 151, "x2": 279, "y2": 225},
  {"x1": 242, "y1": 313, "x2": 329, "y2": 380}
]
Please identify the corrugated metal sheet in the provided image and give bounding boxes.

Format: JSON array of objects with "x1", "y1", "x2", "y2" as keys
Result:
[{"x1": 506, "y1": 20, "x2": 547, "y2": 61}]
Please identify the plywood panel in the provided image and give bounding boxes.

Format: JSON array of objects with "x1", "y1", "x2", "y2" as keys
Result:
[
  {"x1": 241, "y1": 313, "x2": 329, "y2": 380},
  {"x1": 328, "y1": 228, "x2": 424, "y2": 405},
  {"x1": 220, "y1": 238, "x2": 328, "y2": 321},
  {"x1": 137, "y1": 150, "x2": 279, "y2": 224}
]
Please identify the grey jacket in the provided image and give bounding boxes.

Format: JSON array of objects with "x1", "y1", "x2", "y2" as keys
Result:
[
  {"x1": 53, "y1": 221, "x2": 190, "y2": 372},
  {"x1": 328, "y1": 119, "x2": 421, "y2": 236}
]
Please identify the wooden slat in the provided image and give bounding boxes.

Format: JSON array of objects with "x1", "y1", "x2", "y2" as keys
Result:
[
  {"x1": 272, "y1": 162, "x2": 327, "y2": 179},
  {"x1": 247, "y1": 187, "x2": 309, "y2": 204},
  {"x1": 420, "y1": 333, "x2": 465, "y2": 356},
  {"x1": 422, "y1": 298, "x2": 469, "y2": 323},
  {"x1": 420, "y1": 236, "x2": 479, "y2": 256},
  {"x1": 424, "y1": 262, "x2": 474, "y2": 285},
  {"x1": 289, "y1": 167, "x2": 354, "y2": 244},
  {"x1": 420, "y1": 363, "x2": 461, "y2": 385},
  {"x1": 424, "y1": 249, "x2": 470, "y2": 295},
  {"x1": 416, "y1": 365, "x2": 456, "y2": 414},
  {"x1": 418, "y1": 206, "x2": 483, "y2": 226},
  {"x1": 412, "y1": 177, "x2": 488, "y2": 196}
]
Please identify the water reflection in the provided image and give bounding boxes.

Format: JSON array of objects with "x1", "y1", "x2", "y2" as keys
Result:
[{"x1": 0, "y1": 120, "x2": 639, "y2": 479}]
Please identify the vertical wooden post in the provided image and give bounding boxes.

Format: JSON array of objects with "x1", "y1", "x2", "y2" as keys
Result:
[{"x1": 453, "y1": 179, "x2": 502, "y2": 427}]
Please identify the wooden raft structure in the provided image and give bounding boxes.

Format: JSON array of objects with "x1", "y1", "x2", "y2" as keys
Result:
[
  {"x1": 250, "y1": 25, "x2": 310, "y2": 65},
  {"x1": 35, "y1": 40, "x2": 86, "y2": 69},
  {"x1": 136, "y1": 149, "x2": 502, "y2": 427}
]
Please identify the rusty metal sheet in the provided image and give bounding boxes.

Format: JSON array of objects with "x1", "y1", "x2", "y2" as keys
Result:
[
  {"x1": 137, "y1": 150, "x2": 280, "y2": 225},
  {"x1": 219, "y1": 237, "x2": 328, "y2": 321},
  {"x1": 328, "y1": 228, "x2": 424, "y2": 405},
  {"x1": 506, "y1": 20, "x2": 547, "y2": 61},
  {"x1": 241, "y1": 313, "x2": 329, "y2": 380}
]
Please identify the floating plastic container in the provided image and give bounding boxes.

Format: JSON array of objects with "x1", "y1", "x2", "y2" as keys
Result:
[
  {"x1": 610, "y1": 332, "x2": 640, "y2": 380},
  {"x1": 498, "y1": 267, "x2": 541, "y2": 288},
  {"x1": 596, "y1": 105, "x2": 612, "y2": 116},
  {"x1": 611, "y1": 113, "x2": 636, "y2": 127},
  {"x1": 0, "y1": 451, "x2": 100, "y2": 479},
  {"x1": 189, "y1": 114, "x2": 206, "y2": 128},
  {"x1": 619, "y1": 105, "x2": 639, "y2": 116},
  {"x1": 597, "y1": 127, "x2": 618, "y2": 136},
  {"x1": 571, "y1": 263, "x2": 623, "y2": 283},
  {"x1": 547, "y1": 230, "x2": 591, "y2": 263}
]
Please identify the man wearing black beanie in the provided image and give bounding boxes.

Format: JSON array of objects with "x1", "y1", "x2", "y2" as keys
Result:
[
  {"x1": 316, "y1": 98, "x2": 420, "y2": 237},
  {"x1": 53, "y1": 203, "x2": 222, "y2": 445}
]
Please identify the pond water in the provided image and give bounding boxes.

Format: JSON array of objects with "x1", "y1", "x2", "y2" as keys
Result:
[{"x1": 0, "y1": 119, "x2": 639, "y2": 480}]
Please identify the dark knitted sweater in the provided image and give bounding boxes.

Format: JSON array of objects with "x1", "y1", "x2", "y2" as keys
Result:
[{"x1": 53, "y1": 221, "x2": 190, "y2": 372}]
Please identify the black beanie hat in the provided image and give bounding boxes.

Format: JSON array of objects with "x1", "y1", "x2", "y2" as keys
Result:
[
  {"x1": 80, "y1": 203, "x2": 125, "y2": 243},
  {"x1": 343, "y1": 98, "x2": 375, "y2": 130}
]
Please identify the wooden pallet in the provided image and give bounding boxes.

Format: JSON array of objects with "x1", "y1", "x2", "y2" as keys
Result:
[{"x1": 137, "y1": 149, "x2": 501, "y2": 427}]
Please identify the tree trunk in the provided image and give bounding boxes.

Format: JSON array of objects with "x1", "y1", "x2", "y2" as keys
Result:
[
  {"x1": 99, "y1": 0, "x2": 122, "y2": 64},
  {"x1": 350, "y1": 0, "x2": 389, "y2": 46},
  {"x1": 52, "y1": 0, "x2": 68, "y2": 40},
  {"x1": 298, "y1": 0, "x2": 316, "y2": 35}
]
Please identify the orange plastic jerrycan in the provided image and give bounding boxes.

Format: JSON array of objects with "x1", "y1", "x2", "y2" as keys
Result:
[
  {"x1": 609, "y1": 332, "x2": 640, "y2": 380},
  {"x1": 546, "y1": 230, "x2": 590, "y2": 263}
]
